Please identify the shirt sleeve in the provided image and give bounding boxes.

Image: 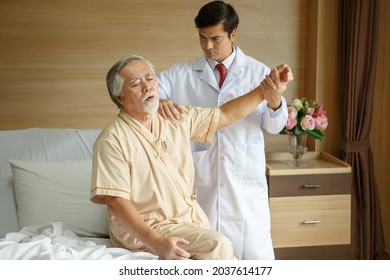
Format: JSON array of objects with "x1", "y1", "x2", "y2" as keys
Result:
[
  {"x1": 263, "y1": 96, "x2": 288, "y2": 134},
  {"x1": 157, "y1": 70, "x2": 173, "y2": 100},
  {"x1": 187, "y1": 106, "x2": 220, "y2": 143},
  {"x1": 90, "y1": 137, "x2": 131, "y2": 205},
  {"x1": 266, "y1": 96, "x2": 287, "y2": 118}
]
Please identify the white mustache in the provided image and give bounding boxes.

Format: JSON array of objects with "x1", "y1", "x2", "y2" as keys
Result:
[{"x1": 142, "y1": 91, "x2": 155, "y2": 102}]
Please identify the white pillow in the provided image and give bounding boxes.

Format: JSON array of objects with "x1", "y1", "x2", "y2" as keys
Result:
[{"x1": 9, "y1": 159, "x2": 108, "y2": 238}]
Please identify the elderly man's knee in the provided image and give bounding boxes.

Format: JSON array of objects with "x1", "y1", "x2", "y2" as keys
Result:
[{"x1": 210, "y1": 232, "x2": 234, "y2": 259}]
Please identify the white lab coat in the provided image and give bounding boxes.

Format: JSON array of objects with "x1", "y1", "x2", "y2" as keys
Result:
[{"x1": 158, "y1": 47, "x2": 288, "y2": 259}]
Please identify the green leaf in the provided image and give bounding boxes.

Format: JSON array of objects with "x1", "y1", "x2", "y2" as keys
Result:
[
  {"x1": 293, "y1": 126, "x2": 305, "y2": 135},
  {"x1": 279, "y1": 127, "x2": 288, "y2": 135},
  {"x1": 306, "y1": 129, "x2": 324, "y2": 141}
]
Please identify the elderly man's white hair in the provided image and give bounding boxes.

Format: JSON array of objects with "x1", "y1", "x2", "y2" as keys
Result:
[{"x1": 106, "y1": 55, "x2": 156, "y2": 108}]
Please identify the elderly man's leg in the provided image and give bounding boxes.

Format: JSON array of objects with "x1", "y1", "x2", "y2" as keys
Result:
[{"x1": 156, "y1": 223, "x2": 235, "y2": 260}]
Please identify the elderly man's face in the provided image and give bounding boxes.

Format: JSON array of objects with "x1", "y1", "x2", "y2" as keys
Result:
[{"x1": 117, "y1": 60, "x2": 160, "y2": 116}]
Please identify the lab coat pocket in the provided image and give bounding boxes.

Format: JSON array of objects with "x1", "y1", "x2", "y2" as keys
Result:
[
  {"x1": 233, "y1": 143, "x2": 266, "y2": 196},
  {"x1": 192, "y1": 150, "x2": 211, "y2": 188}
]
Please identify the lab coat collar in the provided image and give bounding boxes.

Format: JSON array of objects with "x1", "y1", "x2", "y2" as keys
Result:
[
  {"x1": 193, "y1": 46, "x2": 249, "y2": 70},
  {"x1": 192, "y1": 46, "x2": 251, "y2": 90}
]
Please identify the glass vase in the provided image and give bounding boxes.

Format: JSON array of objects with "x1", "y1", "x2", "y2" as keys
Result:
[{"x1": 287, "y1": 133, "x2": 307, "y2": 167}]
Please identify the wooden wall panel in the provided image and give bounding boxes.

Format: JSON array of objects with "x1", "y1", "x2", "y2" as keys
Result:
[
  {"x1": 0, "y1": 0, "x2": 304, "y2": 143},
  {"x1": 372, "y1": 0, "x2": 390, "y2": 255},
  {"x1": 314, "y1": 0, "x2": 341, "y2": 157}
]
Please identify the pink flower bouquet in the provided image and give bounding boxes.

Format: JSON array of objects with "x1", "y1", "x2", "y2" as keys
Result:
[{"x1": 280, "y1": 97, "x2": 328, "y2": 141}]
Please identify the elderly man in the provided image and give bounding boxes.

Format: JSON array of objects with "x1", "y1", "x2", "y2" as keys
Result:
[{"x1": 90, "y1": 55, "x2": 292, "y2": 260}]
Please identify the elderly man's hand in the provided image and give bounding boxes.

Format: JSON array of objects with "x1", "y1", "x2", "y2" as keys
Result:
[{"x1": 155, "y1": 236, "x2": 190, "y2": 260}]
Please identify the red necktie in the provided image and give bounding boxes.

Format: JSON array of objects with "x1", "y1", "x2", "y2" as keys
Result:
[{"x1": 215, "y1": 63, "x2": 227, "y2": 88}]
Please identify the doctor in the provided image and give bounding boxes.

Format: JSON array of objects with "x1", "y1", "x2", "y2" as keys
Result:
[{"x1": 158, "y1": 1, "x2": 288, "y2": 260}]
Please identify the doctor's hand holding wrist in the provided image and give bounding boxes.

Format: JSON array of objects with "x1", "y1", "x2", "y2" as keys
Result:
[{"x1": 262, "y1": 64, "x2": 294, "y2": 110}]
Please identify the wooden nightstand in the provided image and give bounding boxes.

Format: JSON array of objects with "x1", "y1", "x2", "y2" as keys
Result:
[{"x1": 266, "y1": 151, "x2": 352, "y2": 260}]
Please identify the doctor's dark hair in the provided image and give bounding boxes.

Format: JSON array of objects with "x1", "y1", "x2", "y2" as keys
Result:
[
  {"x1": 106, "y1": 55, "x2": 155, "y2": 108},
  {"x1": 194, "y1": 1, "x2": 239, "y2": 36}
]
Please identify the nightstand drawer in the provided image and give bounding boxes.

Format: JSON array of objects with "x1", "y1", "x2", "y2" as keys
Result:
[
  {"x1": 270, "y1": 194, "x2": 351, "y2": 248},
  {"x1": 267, "y1": 173, "x2": 351, "y2": 197}
]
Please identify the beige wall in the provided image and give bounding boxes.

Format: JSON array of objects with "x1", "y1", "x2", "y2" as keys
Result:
[{"x1": 0, "y1": 0, "x2": 388, "y2": 255}]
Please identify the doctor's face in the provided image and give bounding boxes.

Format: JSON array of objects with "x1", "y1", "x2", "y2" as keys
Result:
[
  {"x1": 198, "y1": 23, "x2": 236, "y2": 63},
  {"x1": 116, "y1": 60, "x2": 160, "y2": 117}
]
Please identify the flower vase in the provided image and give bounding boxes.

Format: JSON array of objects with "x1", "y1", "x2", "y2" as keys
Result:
[{"x1": 287, "y1": 133, "x2": 307, "y2": 167}]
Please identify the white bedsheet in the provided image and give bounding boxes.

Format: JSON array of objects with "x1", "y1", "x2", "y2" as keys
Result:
[{"x1": 0, "y1": 222, "x2": 158, "y2": 260}]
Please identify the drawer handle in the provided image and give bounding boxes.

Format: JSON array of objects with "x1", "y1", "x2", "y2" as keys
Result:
[
  {"x1": 302, "y1": 220, "x2": 321, "y2": 224},
  {"x1": 302, "y1": 184, "x2": 322, "y2": 188}
]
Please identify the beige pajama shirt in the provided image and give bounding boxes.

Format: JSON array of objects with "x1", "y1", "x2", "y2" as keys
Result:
[{"x1": 90, "y1": 106, "x2": 234, "y2": 260}]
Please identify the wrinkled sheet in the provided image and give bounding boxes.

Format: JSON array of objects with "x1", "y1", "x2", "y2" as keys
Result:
[{"x1": 0, "y1": 222, "x2": 158, "y2": 260}]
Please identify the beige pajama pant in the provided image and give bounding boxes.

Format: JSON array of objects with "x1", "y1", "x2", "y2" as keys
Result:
[{"x1": 143, "y1": 223, "x2": 235, "y2": 260}]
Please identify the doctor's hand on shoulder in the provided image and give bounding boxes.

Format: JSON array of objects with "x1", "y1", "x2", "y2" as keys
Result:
[
  {"x1": 158, "y1": 99, "x2": 186, "y2": 122},
  {"x1": 261, "y1": 64, "x2": 294, "y2": 110}
]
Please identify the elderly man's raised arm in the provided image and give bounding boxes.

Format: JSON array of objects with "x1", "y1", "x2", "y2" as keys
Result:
[{"x1": 217, "y1": 64, "x2": 293, "y2": 130}]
